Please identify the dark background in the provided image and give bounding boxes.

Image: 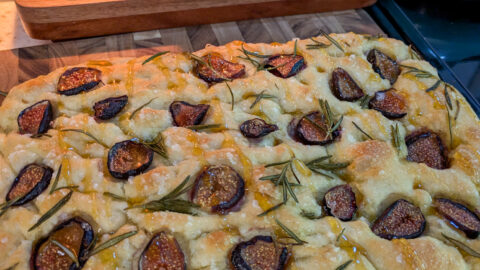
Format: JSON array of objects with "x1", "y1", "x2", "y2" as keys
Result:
[{"x1": 395, "y1": 0, "x2": 480, "y2": 101}]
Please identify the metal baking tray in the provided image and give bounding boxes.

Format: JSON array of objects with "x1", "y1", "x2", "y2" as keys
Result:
[{"x1": 367, "y1": 0, "x2": 480, "y2": 115}]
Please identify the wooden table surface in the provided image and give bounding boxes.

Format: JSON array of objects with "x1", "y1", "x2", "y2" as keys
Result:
[{"x1": 0, "y1": 9, "x2": 382, "y2": 104}]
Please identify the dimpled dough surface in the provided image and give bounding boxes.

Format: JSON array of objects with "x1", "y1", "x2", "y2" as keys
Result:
[{"x1": 0, "y1": 33, "x2": 480, "y2": 269}]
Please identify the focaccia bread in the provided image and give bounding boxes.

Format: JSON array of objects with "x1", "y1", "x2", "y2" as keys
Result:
[{"x1": 1, "y1": 32, "x2": 479, "y2": 270}]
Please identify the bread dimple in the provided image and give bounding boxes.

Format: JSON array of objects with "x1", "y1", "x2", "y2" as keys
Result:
[{"x1": 0, "y1": 33, "x2": 479, "y2": 269}]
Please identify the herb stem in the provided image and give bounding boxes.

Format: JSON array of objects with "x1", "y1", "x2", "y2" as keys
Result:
[
  {"x1": 129, "y1": 98, "x2": 157, "y2": 120},
  {"x1": 142, "y1": 51, "x2": 169, "y2": 65},
  {"x1": 88, "y1": 231, "x2": 138, "y2": 256},
  {"x1": 60, "y1": 129, "x2": 106, "y2": 147},
  {"x1": 352, "y1": 121, "x2": 373, "y2": 140},
  {"x1": 29, "y1": 190, "x2": 73, "y2": 231},
  {"x1": 275, "y1": 218, "x2": 307, "y2": 245}
]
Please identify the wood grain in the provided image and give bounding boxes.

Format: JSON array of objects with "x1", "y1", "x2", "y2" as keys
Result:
[
  {"x1": 16, "y1": 0, "x2": 376, "y2": 40},
  {"x1": 0, "y1": 10, "x2": 383, "y2": 105}
]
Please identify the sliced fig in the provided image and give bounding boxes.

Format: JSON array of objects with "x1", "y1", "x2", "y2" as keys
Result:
[
  {"x1": 434, "y1": 198, "x2": 480, "y2": 239},
  {"x1": 169, "y1": 101, "x2": 210, "y2": 127},
  {"x1": 196, "y1": 53, "x2": 245, "y2": 83},
  {"x1": 239, "y1": 118, "x2": 278, "y2": 138},
  {"x1": 18, "y1": 100, "x2": 53, "y2": 135},
  {"x1": 367, "y1": 49, "x2": 400, "y2": 84},
  {"x1": 31, "y1": 217, "x2": 94, "y2": 270},
  {"x1": 6, "y1": 164, "x2": 53, "y2": 206},
  {"x1": 108, "y1": 140, "x2": 153, "y2": 179},
  {"x1": 57, "y1": 67, "x2": 102, "y2": 96},
  {"x1": 406, "y1": 130, "x2": 448, "y2": 169},
  {"x1": 139, "y1": 232, "x2": 186, "y2": 270},
  {"x1": 368, "y1": 89, "x2": 407, "y2": 119},
  {"x1": 265, "y1": 54, "x2": 306, "y2": 78},
  {"x1": 323, "y1": 184, "x2": 357, "y2": 221},
  {"x1": 93, "y1": 95, "x2": 128, "y2": 120},
  {"x1": 230, "y1": 235, "x2": 289, "y2": 270},
  {"x1": 295, "y1": 111, "x2": 340, "y2": 145},
  {"x1": 330, "y1": 68, "x2": 365, "y2": 101},
  {"x1": 371, "y1": 199, "x2": 426, "y2": 240},
  {"x1": 191, "y1": 165, "x2": 245, "y2": 214}
]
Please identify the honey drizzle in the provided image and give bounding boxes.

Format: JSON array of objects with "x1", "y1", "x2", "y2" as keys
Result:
[
  {"x1": 326, "y1": 217, "x2": 367, "y2": 270},
  {"x1": 125, "y1": 59, "x2": 136, "y2": 95},
  {"x1": 392, "y1": 238, "x2": 425, "y2": 270}
]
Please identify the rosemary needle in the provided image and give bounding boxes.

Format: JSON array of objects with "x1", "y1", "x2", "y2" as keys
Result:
[
  {"x1": 275, "y1": 218, "x2": 307, "y2": 245},
  {"x1": 226, "y1": 82, "x2": 234, "y2": 110},
  {"x1": 29, "y1": 190, "x2": 73, "y2": 231},
  {"x1": 51, "y1": 240, "x2": 79, "y2": 267},
  {"x1": 352, "y1": 121, "x2": 373, "y2": 140},
  {"x1": 49, "y1": 163, "x2": 63, "y2": 194},
  {"x1": 442, "y1": 233, "x2": 480, "y2": 258},
  {"x1": 130, "y1": 98, "x2": 158, "y2": 120},
  {"x1": 142, "y1": 51, "x2": 169, "y2": 65},
  {"x1": 60, "y1": 129, "x2": 106, "y2": 147},
  {"x1": 88, "y1": 231, "x2": 138, "y2": 256},
  {"x1": 336, "y1": 260, "x2": 353, "y2": 270}
]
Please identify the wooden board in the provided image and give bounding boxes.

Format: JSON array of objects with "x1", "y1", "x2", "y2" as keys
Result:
[
  {"x1": 0, "y1": 10, "x2": 383, "y2": 105},
  {"x1": 16, "y1": 0, "x2": 376, "y2": 40}
]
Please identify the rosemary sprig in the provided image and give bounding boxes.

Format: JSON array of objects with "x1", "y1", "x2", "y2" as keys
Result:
[
  {"x1": 60, "y1": 129, "x2": 106, "y2": 147},
  {"x1": 352, "y1": 121, "x2": 373, "y2": 140},
  {"x1": 305, "y1": 156, "x2": 349, "y2": 179},
  {"x1": 103, "y1": 192, "x2": 127, "y2": 201},
  {"x1": 400, "y1": 65, "x2": 435, "y2": 79},
  {"x1": 318, "y1": 30, "x2": 344, "y2": 52},
  {"x1": 261, "y1": 159, "x2": 299, "y2": 203},
  {"x1": 127, "y1": 176, "x2": 199, "y2": 215},
  {"x1": 358, "y1": 94, "x2": 372, "y2": 109},
  {"x1": 0, "y1": 91, "x2": 6, "y2": 97},
  {"x1": 142, "y1": 132, "x2": 168, "y2": 159},
  {"x1": 190, "y1": 53, "x2": 231, "y2": 81},
  {"x1": 50, "y1": 163, "x2": 62, "y2": 194},
  {"x1": 425, "y1": 80, "x2": 441, "y2": 92},
  {"x1": 142, "y1": 51, "x2": 169, "y2": 65},
  {"x1": 130, "y1": 98, "x2": 157, "y2": 120},
  {"x1": 336, "y1": 260, "x2": 353, "y2": 270},
  {"x1": 30, "y1": 133, "x2": 52, "y2": 139},
  {"x1": 28, "y1": 190, "x2": 73, "y2": 231},
  {"x1": 186, "y1": 124, "x2": 221, "y2": 131},
  {"x1": 442, "y1": 233, "x2": 480, "y2": 258},
  {"x1": 257, "y1": 202, "x2": 285, "y2": 217},
  {"x1": 88, "y1": 230, "x2": 138, "y2": 257},
  {"x1": 226, "y1": 82, "x2": 234, "y2": 110},
  {"x1": 306, "y1": 37, "x2": 330, "y2": 50},
  {"x1": 239, "y1": 44, "x2": 272, "y2": 59},
  {"x1": 51, "y1": 240, "x2": 79, "y2": 267},
  {"x1": 248, "y1": 90, "x2": 277, "y2": 109},
  {"x1": 391, "y1": 123, "x2": 407, "y2": 158},
  {"x1": 275, "y1": 218, "x2": 307, "y2": 245},
  {"x1": 409, "y1": 45, "x2": 422, "y2": 60},
  {"x1": 315, "y1": 99, "x2": 343, "y2": 140},
  {"x1": 237, "y1": 44, "x2": 288, "y2": 71}
]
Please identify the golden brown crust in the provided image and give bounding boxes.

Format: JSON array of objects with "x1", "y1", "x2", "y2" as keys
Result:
[{"x1": 0, "y1": 33, "x2": 479, "y2": 269}]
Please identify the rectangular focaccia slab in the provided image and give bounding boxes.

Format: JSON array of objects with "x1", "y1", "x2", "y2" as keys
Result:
[{"x1": 0, "y1": 32, "x2": 479, "y2": 269}]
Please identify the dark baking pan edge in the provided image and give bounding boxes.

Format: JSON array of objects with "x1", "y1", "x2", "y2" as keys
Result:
[{"x1": 366, "y1": 0, "x2": 480, "y2": 116}]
